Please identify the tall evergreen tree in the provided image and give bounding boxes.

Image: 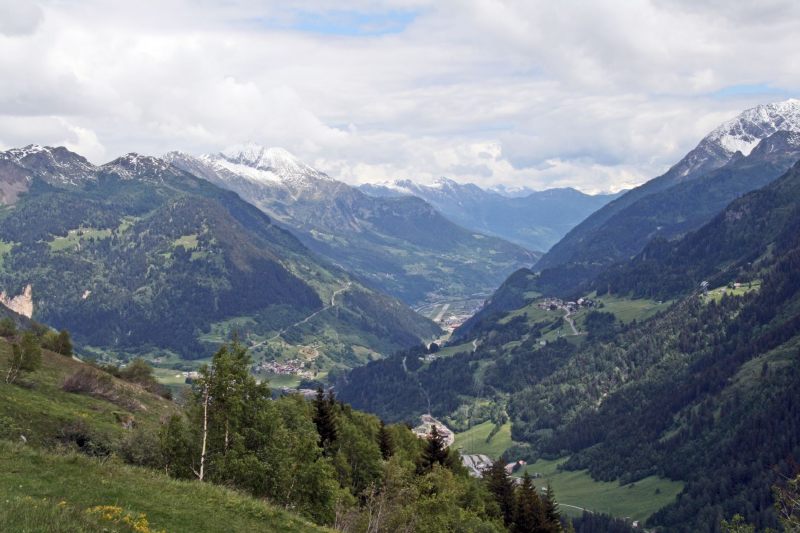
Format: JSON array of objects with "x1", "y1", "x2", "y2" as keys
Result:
[
  {"x1": 484, "y1": 458, "x2": 515, "y2": 526},
  {"x1": 313, "y1": 387, "x2": 338, "y2": 454},
  {"x1": 417, "y1": 425, "x2": 450, "y2": 474},
  {"x1": 513, "y1": 472, "x2": 547, "y2": 533},
  {"x1": 378, "y1": 420, "x2": 394, "y2": 460},
  {"x1": 543, "y1": 483, "x2": 562, "y2": 531}
]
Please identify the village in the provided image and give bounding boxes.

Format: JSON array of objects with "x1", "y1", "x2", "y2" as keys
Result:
[
  {"x1": 536, "y1": 296, "x2": 596, "y2": 313},
  {"x1": 252, "y1": 358, "x2": 314, "y2": 379}
]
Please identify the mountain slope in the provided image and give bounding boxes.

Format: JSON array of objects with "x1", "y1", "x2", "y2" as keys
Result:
[
  {"x1": 535, "y1": 99, "x2": 800, "y2": 284},
  {"x1": 594, "y1": 157, "x2": 800, "y2": 299},
  {"x1": 337, "y1": 161, "x2": 800, "y2": 531},
  {"x1": 360, "y1": 178, "x2": 622, "y2": 252},
  {"x1": 0, "y1": 146, "x2": 438, "y2": 364},
  {"x1": 166, "y1": 146, "x2": 537, "y2": 306}
]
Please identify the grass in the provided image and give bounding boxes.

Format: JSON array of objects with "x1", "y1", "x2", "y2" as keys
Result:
[
  {"x1": 435, "y1": 341, "x2": 475, "y2": 358},
  {"x1": 151, "y1": 367, "x2": 189, "y2": 386},
  {"x1": 0, "y1": 441, "x2": 328, "y2": 532},
  {"x1": 0, "y1": 340, "x2": 176, "y2": 447},
  {"x1": 261, "y1": 373, "x2": 302, "y2": 389},
  {"x1": 172, "y1": 234, "x2": 199, "y2": 250},
  {"x1": 48, "y1": 227, "x2": 112, "y2": 252},
  {"x1": 517, "y1": 458, "x2": 684, "y2": 522},
  {"x1": 0, "y1": 239, "x2": 14, "y2": 268},
  {"x1": 704, "y1": 280, "x2": 762, "y2": 304},
  {"x1": 453, "y1": 421, "x2": 516, "y2": 459},
  {"x1": 583, "y1": 294, "x2": 672, "y2": 324}
]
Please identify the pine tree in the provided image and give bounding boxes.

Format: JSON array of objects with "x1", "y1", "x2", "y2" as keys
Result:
[
  {"x1": 313, "y1": 387, "x2": 338, "y2": 454},
  {"x1": 378, "y1": 420, "x2": 394, "y2": 460},
  {"x1": 484, "y1": 458, "x2": 515, "y2": 526},
  {"x1": 543, "y1": 483, "x2": 563, "y2": 532},
  {"x1": 513, "y1": 472, "x2": 547, "y2": 533},
  {"x1": 417, "y1": 425, "x2": 450, "y2": 474}
]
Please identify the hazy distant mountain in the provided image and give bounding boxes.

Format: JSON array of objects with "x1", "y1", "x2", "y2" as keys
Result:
[
  {"x1": 359, "y1": 178, "x2": 622, "y2": 251},
  {"x1": 167, "y1": 145, "x2": 537, "y2": 305},
  {"x1": 534, "y1": 98, "x2": 800, "y2": 293},
  {"x1": 0, "y1": 145, "x2": 439, "y2": 363}
]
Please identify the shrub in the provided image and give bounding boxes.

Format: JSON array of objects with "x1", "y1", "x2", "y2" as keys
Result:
[
  {"x1": 121, "y1": 426, "x2": 163, "y2": 469},
  {"x1": 62, "y1": 368, "x2": 144, "y2": 411},
  {"x1": 0, "y1": 317, "x2": 17, "y2": 337},
  {"x1": 42, "y1": 329, "x2": 73, "y2": 357},
  {"x1": 56, "y1": 420, "x2": 111, "y2": 456}
]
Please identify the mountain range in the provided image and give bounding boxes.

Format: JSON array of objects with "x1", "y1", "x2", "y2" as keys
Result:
[
  {"x1": 166, "y1": 146, "x2": 539, "y2": 306},
  {"x1": 335, "y1": 99, "x2": 800, "y2": 531},
  {"x1": 339, "y1": 148, "x2": 800, "y2": 533},
  {"x1": 534, "y1": 99, "x2": 800, "y2": 294},
  {"x1": 359, "y1": 178, "x2": 622, "y2": 252},
  {"x1": 0, "y1": 145, "x2": 439, "y2": 364}
]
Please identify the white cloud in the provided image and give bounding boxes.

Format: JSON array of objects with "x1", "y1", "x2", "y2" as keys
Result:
[
  {"x1": 0, "y1": 0, "x2": 43, "y2": 36},
  {"x1": 0, "y1": 0, "x2": 798, "y2": 192}
]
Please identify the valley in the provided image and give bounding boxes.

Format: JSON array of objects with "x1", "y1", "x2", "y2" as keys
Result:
[{"x1": 4, "y1": 3, "x2": 800, "y2": 532}]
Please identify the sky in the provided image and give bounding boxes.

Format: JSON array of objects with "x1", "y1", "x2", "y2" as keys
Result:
[{"x1": 0, "y1": 0, "x2": 798, "y2": 193}]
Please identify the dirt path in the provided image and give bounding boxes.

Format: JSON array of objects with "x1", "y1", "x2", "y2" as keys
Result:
[{"x1": 563, "y1": 308, "x2": 579, "y2": 335}]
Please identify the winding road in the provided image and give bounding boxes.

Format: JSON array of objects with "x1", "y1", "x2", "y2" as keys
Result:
[
  {"x1": 563, "y1": 308, "x2": 580, "y2": 335},
  {"x1": 251, "y1": 282, "x2": 351, "y2": 348}
]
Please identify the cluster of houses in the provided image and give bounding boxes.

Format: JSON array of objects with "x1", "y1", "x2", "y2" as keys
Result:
[
  {"x1": 458, "y1": 455, "x2": 534, "y2": 480},
  {"x1": 537, "y1": 296, "x2": 596, "y2": 313},
  {"x1": 253, "y1": 358, "x2": 313, "y2": 378},
  {"x1": 440, "y1": 312, "x2": 475, "y2": 333}
]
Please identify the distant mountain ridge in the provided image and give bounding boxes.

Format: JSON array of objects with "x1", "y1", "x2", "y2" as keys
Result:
[
  {"x1": 167, "y1": 146, "x2": 537, "y2": 305},
  {"x1": 533, "y1": 98, "x2": 800, "y2": 293},
  {"x1": 0, "y1": 145, "x2": 439, "y2": 364},
  {"x1": 359, "y1": 178, "x2": 623, "y2": 252}
]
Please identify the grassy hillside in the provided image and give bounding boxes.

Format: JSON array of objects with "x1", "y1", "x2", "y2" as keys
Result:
[
  {"x1": 0, "y1": 441, "x2": 328, "y2": 532},
  {"x1": 453, "y1": 421, "x2": 516, "y2": 459},
  {"x1": 0, "y1": 340, "x2": 176, "y2": 448}
]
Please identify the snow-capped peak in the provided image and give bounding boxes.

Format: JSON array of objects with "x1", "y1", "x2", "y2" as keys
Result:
[
  {"x1": 102, "y1": 153, "x2": 171, "y2": 180},
  {"x1": 706, "y1": 98, "x2": 800, "y2": 156},
  {"x1": 209, "y1": 143, "x2": 333, "y2": 188},
  {"x1": 219, "y1": 143, "x2": 326, "y2": 178},
  {"x1": 1, "y1": 145, "x2": 96, "y2": 185},
  {"x1": 430, "y1": 177, "x2": 458, "y2": 189}
]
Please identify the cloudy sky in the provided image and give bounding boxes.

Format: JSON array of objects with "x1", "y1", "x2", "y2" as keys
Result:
[{"x1": 0, "y1": 0, "x2": 798, "y2": 192}]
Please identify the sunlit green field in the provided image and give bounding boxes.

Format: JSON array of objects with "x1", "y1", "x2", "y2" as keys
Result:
[
  {"x1": 517, "y1": 458, "x2": 684, "y2": 522},
  {"x1": 704, "y1": 280, "x2": 761, "y2": 303},
  {"x1": 588, "y1": 294, "x2": 672, "y2": 323},
  {"x1": 0, "y1": 442, "x2": 328, "y2": 532},
  {"x1": 453, "y1": 421, "x2": 516, "y2": 459}
]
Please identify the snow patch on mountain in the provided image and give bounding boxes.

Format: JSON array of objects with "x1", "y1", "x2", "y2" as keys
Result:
[
  {"x1": 103, "y1": 153, "x2": 171, "y2": 180},
  {"x1": 706, "y1": 98, "x2": 800, "y2": 156},
  {"x1": 216, "y1": 143, "x2": 333, "y2": 187},
  {"x1": 1, "y1": 145, "x2": 96, "y2": 185}
]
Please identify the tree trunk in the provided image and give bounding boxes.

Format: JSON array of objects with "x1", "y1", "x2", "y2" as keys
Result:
[{"x1": 198, "y1": 382, "x2": 209, "y2": 482}]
